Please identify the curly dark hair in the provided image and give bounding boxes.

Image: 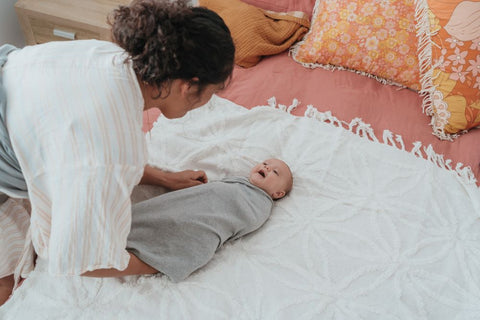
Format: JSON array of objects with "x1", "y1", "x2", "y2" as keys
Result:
[{"x1": 109, "y1": 0, "x2": 235, "y2": 96}]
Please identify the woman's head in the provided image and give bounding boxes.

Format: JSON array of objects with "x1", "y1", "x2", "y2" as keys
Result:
[{"x1": 110, "y1": 0, "x2": 235, "y2": 116}]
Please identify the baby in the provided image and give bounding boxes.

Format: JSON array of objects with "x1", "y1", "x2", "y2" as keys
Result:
[{"x1": 126, "y1": 158, "x2": 293, "y2": 282}]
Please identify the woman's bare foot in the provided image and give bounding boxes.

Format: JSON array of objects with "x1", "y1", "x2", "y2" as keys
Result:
[{"x1": 0, "y1": 275, "x2": 14, "y2": 307}]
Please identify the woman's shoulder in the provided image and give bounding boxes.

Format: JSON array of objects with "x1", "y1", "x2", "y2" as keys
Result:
[
  {"x1": 10, "y1": 40, "x2": 123, "y2": 67},
  {"x1": 18, "y1": 39, "x2": 115, "y2": 53}
]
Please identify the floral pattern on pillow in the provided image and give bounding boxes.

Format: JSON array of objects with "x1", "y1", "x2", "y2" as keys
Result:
[
  {"x1": 422, "y1": 0, "x2": 480, "y2": 138},
  {"x1": 291, "y1": 0, "x2": 420, "y2": 90}
]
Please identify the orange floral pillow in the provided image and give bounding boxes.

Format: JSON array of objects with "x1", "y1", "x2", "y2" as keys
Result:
[
  {"x1": 291, "y1": 0, "x2": 421, "y2": 90},
  {"x1": 419, "y1": 0, "x2": 480, "y2": 139}
]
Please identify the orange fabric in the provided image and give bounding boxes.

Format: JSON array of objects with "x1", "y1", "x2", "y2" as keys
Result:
[
  {"x1": 199, "y1": 0, "x2": 310, "y2": 68},
  {"x1": 425, "y1": 0, "x2": 480, "y2": 137},
  {"x1": 292, "y1": 0, "x2": 421, "y2": 90}
]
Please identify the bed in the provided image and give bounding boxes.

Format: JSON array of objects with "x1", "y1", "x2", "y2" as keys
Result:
[{"x1": 1, "y1": 0, "x2": 480, "y2": 319}]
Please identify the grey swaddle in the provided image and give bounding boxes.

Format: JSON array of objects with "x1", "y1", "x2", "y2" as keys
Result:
[{"x1": 127, "y1": 176, "x2": 273, "y2": 282}]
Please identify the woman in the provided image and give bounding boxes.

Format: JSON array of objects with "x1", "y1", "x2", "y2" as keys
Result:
[{"x1": 0, "y1": 0, "x2": 234, "y2": 305}]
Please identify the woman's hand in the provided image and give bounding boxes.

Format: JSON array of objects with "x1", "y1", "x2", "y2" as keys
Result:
[
  {"x1": 140, "y1": 165, "x2": 208, "y2": 190},
  {"x1": 160, "y1": 169, "x2": 208, "y2": 190}
]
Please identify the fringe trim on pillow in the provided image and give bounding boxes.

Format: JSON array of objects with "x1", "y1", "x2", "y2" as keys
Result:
[
  {"x1": 414, "y1": 0, "x2": 435, "y2": 115},
  {"x1": 265, "y1": 97, "x2": 477, "y2": 186},
  {"x1": 289, "y1": 49, "x2": 408, "y2": 89},
  {"x1": 414, "y1": 0, "x2": 461, "y2": 141}
]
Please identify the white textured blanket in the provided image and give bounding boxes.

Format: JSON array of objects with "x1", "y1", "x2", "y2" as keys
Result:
[{"x1": 2, "y1": 96, "x2": 480, "y2": 319}]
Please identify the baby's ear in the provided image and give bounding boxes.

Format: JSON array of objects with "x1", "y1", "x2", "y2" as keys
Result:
[{"x1": 273, "y1": 190, "x2": 286, "y2": 200}]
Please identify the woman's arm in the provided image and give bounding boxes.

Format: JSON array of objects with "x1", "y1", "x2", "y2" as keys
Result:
[
  {"x1": 82, "y1": 253, "x2": 157, "y2": 277},
  {"x1": 140, "y1": 165, "x2": 208, "y2": 190}
]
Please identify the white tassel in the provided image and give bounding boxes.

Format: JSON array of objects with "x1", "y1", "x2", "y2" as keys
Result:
[
  {"x1": 383, "y1": 130, "x2": 405, "y2": 150},
  {"x1": 304, "y1": 106, "x2": 343, "y2": 127},
  {"x1": 411, "y1": 142, "x2": 423, "y2": 158},
  {"x1": 455, "y1": 163, "x2": 477, "y2": 184},
  {"x1": 267, "y1": 97, "x2": 277, "y2": 109},
  {"x1": 424, "y1": 145, "x2": 436, "y2": 162},
  {"x1": 395, "y1": 134, "x2": 405, "y2": 151},
  {"x1": 287, "y1": 99, "x2": 299, "y2": 114},
  {"x1": 349, "y1": 118, "x2": 378, "y2": 142},
  {"x1": 444, "y1": 159, "x2": 453, "y2": 171},
  {"x1": 304, "y1": 105, "x2": 316, "y2": 118},
  {"x1": 266, "y1": 97, "x2": 299, "y2": 114},
  {"x1": 383, "y1": 130, "x2": 395, "y2": 146}
]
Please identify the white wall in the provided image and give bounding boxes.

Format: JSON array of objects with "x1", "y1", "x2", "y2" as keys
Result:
[{"x1": 0, "y1": 0, "x2": 26, "y2": 47}]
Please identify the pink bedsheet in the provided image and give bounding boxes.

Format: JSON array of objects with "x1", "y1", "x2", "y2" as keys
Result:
[{"x1": 144, "y1": 52, "x2": 480, "y2": 184}]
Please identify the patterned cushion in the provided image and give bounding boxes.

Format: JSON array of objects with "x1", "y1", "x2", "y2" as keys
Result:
[
  {"x1": 291, "y1": 0, "x2": 421, "y2": 90},
  {"x1": 419, "y1": 0, "x2": 480, "y2": 139}
]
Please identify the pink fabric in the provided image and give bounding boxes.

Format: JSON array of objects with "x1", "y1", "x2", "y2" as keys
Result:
[{"x1": 143, "y1": 52, "x2": 480, "y2": 184}]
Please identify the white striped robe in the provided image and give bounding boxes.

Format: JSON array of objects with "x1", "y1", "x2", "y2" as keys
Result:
[{"x1": 1, "y1": 40, "x2": 146, "y2": 276}]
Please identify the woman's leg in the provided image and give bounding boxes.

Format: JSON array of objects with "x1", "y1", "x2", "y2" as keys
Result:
[
  {"x1": 82, "y1": 252, "x2": 158, "y2": 277},
  {"x1": 0, "y1": 274, "x2": 14, "y2": 306}
]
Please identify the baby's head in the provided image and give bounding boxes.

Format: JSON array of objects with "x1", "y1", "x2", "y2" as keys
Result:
[{"x1": 249, "y1": 158, "x2": 293, "y2": 200}]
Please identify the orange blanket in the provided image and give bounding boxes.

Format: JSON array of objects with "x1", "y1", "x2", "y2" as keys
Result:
[{"x1": 198, "y1": 0, "x2": 310, "y2": 68}]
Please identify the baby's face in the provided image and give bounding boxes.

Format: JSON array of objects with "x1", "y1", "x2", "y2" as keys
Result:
[{"x1": 249, "y1": 159, "x2": 292, "y2": 199}]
